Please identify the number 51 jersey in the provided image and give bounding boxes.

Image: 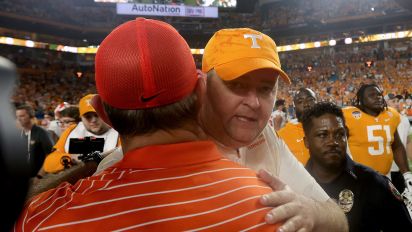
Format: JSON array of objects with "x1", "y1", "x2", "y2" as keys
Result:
[{"x1": 343, "y1": 106, "x2": 401, "y2": 175}]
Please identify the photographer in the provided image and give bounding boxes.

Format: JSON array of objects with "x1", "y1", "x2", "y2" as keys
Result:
[{"x1": 42, "y1": 94, "x2": 120, "y2": 174}]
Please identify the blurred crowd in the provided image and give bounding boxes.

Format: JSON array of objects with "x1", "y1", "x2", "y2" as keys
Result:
[
  {"x1": 5, "y1": 36, "x2": 412, "y2": 126},
  {"x1": 261, "y1": 0, "x2": 405, "y2": 28},
  {"x1": 2, "y1": 45, "x2": 95, "y2": 121},
  {"x1": 276, "y1": 38, "x2": 412, "y2": 117}
]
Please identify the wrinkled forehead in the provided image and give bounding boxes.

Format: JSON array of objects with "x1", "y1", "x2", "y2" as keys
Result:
[
  {"x1": 365, "y1": 86, "x2": 382, "y2": 95},
  {"x1": 225, "y1": 68, "x2": 279, "y2": 83},
  {"x1": 16, "y1": 109, "x2": 29, "y2": 115},
  {"x1": 315, "y1": 114, "x2": 345, "y2": 129},
  {"x1": 82, "y1": 111, "x2": 99, "y2": 118}
]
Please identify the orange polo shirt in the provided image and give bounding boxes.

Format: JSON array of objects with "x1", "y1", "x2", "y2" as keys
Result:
[
  {"x1": 278, "y1": 120, "x2": 310, "y2": 165},
  {"x1": 16, "y1": 141, "x2": 280, "y2": 231}
]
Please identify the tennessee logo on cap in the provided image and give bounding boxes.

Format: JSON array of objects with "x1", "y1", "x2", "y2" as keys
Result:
[
  {"x1": 202, "y1": 28, "x2": 290, "y2": 84},
  {"x1": 79, "y1": 94, "x2": 96, "y2": 116},
  {"x1": 244, "y1": 34, "x2": 263, "y2": 48}
]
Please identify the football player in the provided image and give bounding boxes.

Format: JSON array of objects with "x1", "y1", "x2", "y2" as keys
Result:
[
  {"x1": 278, "y1": 87, "x2": 317, "y2": 165},
  {"x1": 343, "y1": 84, "x2": 412, "y2": 194}
]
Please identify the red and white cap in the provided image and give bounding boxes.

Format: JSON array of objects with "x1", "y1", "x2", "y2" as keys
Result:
[
  {"x1": 95, "y1": 18, "x2": 198, "y2": 109},
  {"x1": 54, "y1": 102, "x2": 70, "y2": 114}
]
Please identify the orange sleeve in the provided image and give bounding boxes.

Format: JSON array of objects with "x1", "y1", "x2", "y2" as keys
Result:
[{"x1": 43, "y1": 125, "x2": 76, "y2": 173}]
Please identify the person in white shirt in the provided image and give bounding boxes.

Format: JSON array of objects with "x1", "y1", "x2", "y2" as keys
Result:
[
  {"x1": 270, "y1": 99, "x2": 287, "y2": 130},
  {"x1": 388, "y1": 96, "x2": 412, "y2": 191},
  {"x1": 97, "y1": 27, "x2": 348, "y2": 231}
]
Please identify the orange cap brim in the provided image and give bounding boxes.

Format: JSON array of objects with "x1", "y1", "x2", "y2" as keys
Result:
[{"x1": 214, "y1": 57, "x2": 291, "y2": 84}]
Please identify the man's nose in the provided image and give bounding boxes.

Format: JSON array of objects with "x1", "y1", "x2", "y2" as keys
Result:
[
  {"x1": 243, "y1": 90, "x2": 260, "y2": 109},
  {"x1": 325, "y1": 134, "x2": 339, "y2": 146}
]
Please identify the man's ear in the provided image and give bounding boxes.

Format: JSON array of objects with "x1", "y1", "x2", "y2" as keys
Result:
[
  {"x1": 197, "y1": 69, "x2": 207, "y2": 89},
  {"x1": 195, "y1": 70, "x2": 207, "y2": 125},
  {"x1": 91, "y1": 95, "x2": 113, "y2": 127},
  {"x1": 195, "y1": 70, "x2": 207, "y2": 106},
  {"x1": 345, "y1": 126, "x2": 350, "y2": 137}
]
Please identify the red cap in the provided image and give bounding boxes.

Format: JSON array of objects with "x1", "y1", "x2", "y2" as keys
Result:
[{"x1": 95, "y1": 18, "x2": 198, "y2": 109}]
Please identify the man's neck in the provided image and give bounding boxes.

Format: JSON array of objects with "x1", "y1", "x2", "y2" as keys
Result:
[
  {"x1": 121, "y1": 124, "x2": 207, "y2": 154},
  {"x1": 311, "y1": 163, "x2": 343, "y2": 184},
  {"x1": 22, "y1": 124, "x2": 33, "y2": 133},
  {"x1": 91, "y1": 127, "x2": 110, "y2": 136},
  {"x1": 359, "y1": 106, "x2": 381, "y2": 117}
]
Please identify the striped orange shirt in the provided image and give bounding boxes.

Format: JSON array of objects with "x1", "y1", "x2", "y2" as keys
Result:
[{"x1": 15, "y1": 141, "x2": 279, "y2": 231}]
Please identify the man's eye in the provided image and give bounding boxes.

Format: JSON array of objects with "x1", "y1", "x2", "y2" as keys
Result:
[
  {"x1": 258, "y1": 86, "x2": 274, "y2": 95},
  {"x1": 227, "y1": 82, "x2": 243, "y2": 89},
  {"x1": 317, "y1": 133, "x2": 327, "y2": 138},
  {"x1": 336, "y1": 132, "x2": 346, "y2": 140}
]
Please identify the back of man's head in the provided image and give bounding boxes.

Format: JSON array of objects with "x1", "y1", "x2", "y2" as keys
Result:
[{"x1": 93, "y1": 18, "x2": 198, "y2": 137}]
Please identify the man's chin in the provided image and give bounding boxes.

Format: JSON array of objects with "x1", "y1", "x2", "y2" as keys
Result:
[
  {"x1": 89, "y1": 128, "x2": 102, "y2": 135},
  {"x1": 230, "y1": 134, "x2": 260, "y2": 149},
  {"x1": 213, "y1": 135, "x2": 255, "y2": 150}
]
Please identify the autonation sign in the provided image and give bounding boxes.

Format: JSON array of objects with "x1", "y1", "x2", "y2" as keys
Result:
[{"x1": 117, "y1": 3, "x2": 218, "y2": 18}]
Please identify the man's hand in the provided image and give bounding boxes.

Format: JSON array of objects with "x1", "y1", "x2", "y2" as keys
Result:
[
  {"x1": 70, "y1": 154, "x2": 82, "y2": 164},
  {"x1": 258, "y1": 170, "x2": 317, "y2": 232}
]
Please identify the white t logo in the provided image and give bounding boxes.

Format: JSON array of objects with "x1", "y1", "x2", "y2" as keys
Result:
[{"x1": 244, "y1": 34, "x2": 263, "y2": 48}]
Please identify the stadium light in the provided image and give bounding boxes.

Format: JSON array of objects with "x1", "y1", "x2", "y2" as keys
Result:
[
  {"x1": 26, "y1": 40, "x2": 34, "y2": 47},
  {"x1": 329, "y1": 39, "x2": 336, "y2": 46},
  {"x1": 344, "y1": 38, "x2": 352, "y2": 44},
  {"x1": 285, "y1": 45, "x2": 292, "y2": 51},
  {"x1": 314, "y1": 41, "x2": 321, "y2": 47},
  {"x1": 299, "y1": 43, "x2": 306, "y2": 49},
  {"x1": 5, "y1": 37, "x2": 14, "y2": 45}
]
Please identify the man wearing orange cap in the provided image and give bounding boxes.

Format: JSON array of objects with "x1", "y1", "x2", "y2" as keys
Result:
[
  {"x1": 197, "y1": 28, "x2": 348, "y2": 231},
  {"x1": 42, "y1": 94, "x2": 119, "y2": 174}
]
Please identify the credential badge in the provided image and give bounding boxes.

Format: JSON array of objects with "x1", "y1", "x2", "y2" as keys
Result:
[{"x1": 338, "y1": 189, "x2": 354, "y2": 213}]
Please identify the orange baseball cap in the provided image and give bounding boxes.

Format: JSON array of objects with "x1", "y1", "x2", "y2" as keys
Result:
[
  {"x1": 79, "y1": 94, "x2": 96, "y2": 116},
  {"x1": 202, "y1": 28, "x2": 290, "y2": 84}
]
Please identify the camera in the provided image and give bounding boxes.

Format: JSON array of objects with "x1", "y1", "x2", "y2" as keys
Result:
[{"x1": 69, "y1": 137, "x2": 104, "y2": 155}]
